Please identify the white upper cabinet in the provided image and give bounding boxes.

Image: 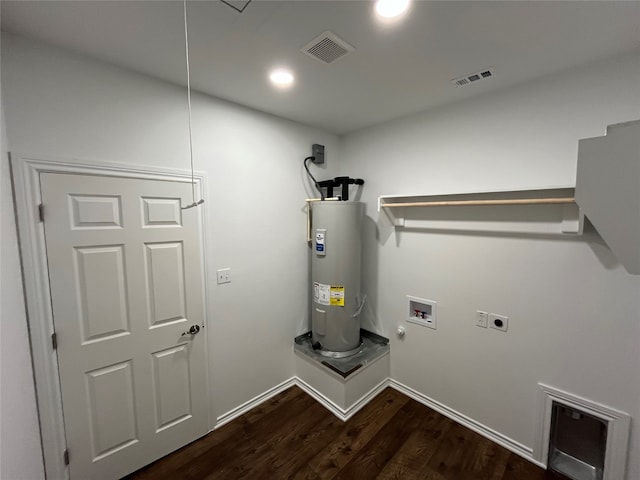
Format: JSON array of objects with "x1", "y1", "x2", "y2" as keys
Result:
[{"x1": 576, "y1": 120, "x2": 640, "y2": 275}]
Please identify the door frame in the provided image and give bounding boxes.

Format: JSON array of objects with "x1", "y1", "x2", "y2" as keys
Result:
[{"x1": 10, "y1": 153, "x2": 212, "y2": 480}]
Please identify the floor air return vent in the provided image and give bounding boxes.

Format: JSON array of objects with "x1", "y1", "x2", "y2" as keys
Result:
[
  {"x1": 535, "y1": 384, "x2": 630, "y2": 480},
  {"x1": 548, "y1": 403, "x2": 606, "y2": 480}
]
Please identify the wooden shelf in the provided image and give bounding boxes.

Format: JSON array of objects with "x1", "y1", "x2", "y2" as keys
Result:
[
  {"x1": 377, "y1": 119, "x2": 639, "y2": 274},
  {"x1": 378, "y1": 187, "x2": 584, "y2": 235},
  {"x1": 381, "y1": 197, "x2": 575, "y2": 208}
]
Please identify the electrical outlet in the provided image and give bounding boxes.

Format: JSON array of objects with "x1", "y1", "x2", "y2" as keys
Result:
[
  {"x1": 216, "y1": 268, "x2": 231, "y2": 284},
  {"x1": 476, "y1": 311, "x2": 488, "y2": 328},
  {"x1": 489, "y1": 313, "x2": 508, "y2": 332}
]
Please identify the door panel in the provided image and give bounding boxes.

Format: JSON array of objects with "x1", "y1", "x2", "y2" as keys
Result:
[
  {"x1": 144, "y1": 242, "x2": 187, "y2": 327},
  {"x1": 70, "y1": 194, "x2": 123, "y2": 229},
  {"x1": 75, "y1": 245, "x2": 130, "y2": 342},
  {"x1": 152, "y1": 344, "x2": 192, "y2": 431},
  {"x1": 40, "y1": 173, "x2": 208, "y2": 480},
  {"x1": 141, "y1": 197, "x2": 182, "y2": 227},
  {"x1": 85, "y1": 361, "x2": 138, "y2": 460}
]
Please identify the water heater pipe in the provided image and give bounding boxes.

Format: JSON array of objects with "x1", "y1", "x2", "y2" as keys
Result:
[{"x1": 305, "y1": 197, "x2": 340, "y2": 243}]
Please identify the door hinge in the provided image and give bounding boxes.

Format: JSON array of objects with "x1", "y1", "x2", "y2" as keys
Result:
[
  {"x1": 63, "y1": 449, "x2": 70, "y2": 465},
  {"x1": 51, "y1": 332, "x2": 57, "y2": 350},
  {"x1": 38, "y1": 203, "x2": 45, "y2": 222}
]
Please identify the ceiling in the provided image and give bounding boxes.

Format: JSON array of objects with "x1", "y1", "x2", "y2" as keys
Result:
[{"x1": 2, "y1": 1, "x2": 639, "y2": 135}]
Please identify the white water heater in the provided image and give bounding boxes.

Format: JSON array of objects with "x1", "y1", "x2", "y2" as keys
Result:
[{"x1": 311, "y1": 201, "x2": 364, "y2": 357}]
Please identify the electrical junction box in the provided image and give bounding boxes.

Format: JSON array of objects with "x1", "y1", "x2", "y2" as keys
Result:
[
  {"x1": 312, "y1": 144, "x2": 325, "y2": 164},
  {"x1": 407, "y1": 295, "x2": 437, "y2": 330}
]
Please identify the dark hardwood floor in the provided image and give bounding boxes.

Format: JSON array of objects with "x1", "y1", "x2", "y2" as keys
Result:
[{"x1": 125, "y1": 386, "x2": 568, "y2": 480}]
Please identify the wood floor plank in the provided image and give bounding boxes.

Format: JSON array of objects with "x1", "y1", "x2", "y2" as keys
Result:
[
  {"x1": 257, "y1": 412, "x2": 343, "y2": 479},
  {"x1": 502, "y1": 453, "x2": 565, "y2": 480},
  {"x1": 125, "y1": 385, "x2": 306, "y2": 480},
  {"x1": 130, "y1": 387, "x2": 315, "y2": 480},
  {"x1": 305, "y1": 387, "x2": 409, "y2": 480},
  {"x1": 205, "y1": 399, "x2": 340, "y2": 480},
  {"x1": 290, "y1": 467, "x2": 323, "y2": 480},
  {"x1": 185, "y1": 391, "x2": 319, "y2": 480},
  {"x1": 462, "y1": 435, "x2": 511, "y2": 480},
  {"x1": 124, "y1": 386, "x2": 571, "y2": 480},
  {"x1": 425, "y1": 419, "x2": 509, "y2": 480},
  {"x1": 374, "y1": 407, "x2": 452, "y2": 480},
  {"x1": 332, "y1": 399, "x2": 430, "y2": 480}
]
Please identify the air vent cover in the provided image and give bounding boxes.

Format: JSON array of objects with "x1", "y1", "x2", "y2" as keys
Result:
[
  {"x1": 452, "y1": 67, "x2": 495, "y2": 87},
  {"x1": 302, "y1": 31, "x2": 355, "y2": 64}
]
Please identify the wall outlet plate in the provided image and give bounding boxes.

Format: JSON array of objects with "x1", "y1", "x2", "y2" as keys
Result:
[
  {"x1": 407, "y1": 295, "x2": 437, "y2": 330},
  {"x1": 489, "y1": 313, "x2": 508, "y2": 332},
  {"x1": 476, "y1": 311, "x2": 488, "y2": 328},
  {"x1": 216, "y1": 268, "x2": 231, "y2": 284}
]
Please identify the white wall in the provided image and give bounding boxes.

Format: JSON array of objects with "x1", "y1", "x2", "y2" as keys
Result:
[
  {"x1": 1, "y1": 32, "x2": 339, "y2": 475},
  {"x1": 341, "y1": 51, "x2": 640, "y2": 479},
  {"x1": 0, "y1": 60, "x2": 46, "y2": 480}
]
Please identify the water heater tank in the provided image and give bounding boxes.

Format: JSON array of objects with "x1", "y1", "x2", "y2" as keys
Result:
[{"x1": 311, "y1": 201, "x2": 364, "y2": 357}]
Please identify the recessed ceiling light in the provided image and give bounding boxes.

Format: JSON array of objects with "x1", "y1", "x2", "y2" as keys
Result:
[
  {"x1": 269, "y1": 69, "x2": 295, "y2": 88},
  {"x1": 375, "y1": 0, "x2": 411, "y2": 19}
]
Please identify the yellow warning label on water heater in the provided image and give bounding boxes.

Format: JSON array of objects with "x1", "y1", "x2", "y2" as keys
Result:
[{"x1": 330, "y1": 286, "x2": 345, "y2": 306}]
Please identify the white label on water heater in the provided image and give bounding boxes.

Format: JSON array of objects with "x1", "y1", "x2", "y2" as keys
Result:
[
  {"x1": 315, "y1": 229, "x2": 326, "y2": 256},
  {"x1": 314, "y1": 282, "x2": 331, "y2": 306}
]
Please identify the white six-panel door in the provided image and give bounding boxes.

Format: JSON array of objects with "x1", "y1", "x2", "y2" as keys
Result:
[{"x1": 40, "y1": 173, "x2": 208, "y2": 479}]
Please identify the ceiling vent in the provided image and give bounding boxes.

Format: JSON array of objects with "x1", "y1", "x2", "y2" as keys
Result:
[
  {"x1": 452, "y1": 67, "x2": 495, "y2": 87},
  {"x1": 302, "y1": 31, "x2": 355, "y2": 65}
]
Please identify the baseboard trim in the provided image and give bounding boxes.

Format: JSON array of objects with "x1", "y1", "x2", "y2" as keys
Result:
[
  {"x1": 214, "y1": 375, "x2": 391, "y2": 429},
  {"x1": 294, "y1": 377, "x2": 347, "y2": 419},
  {"x1": 294, "y1": 377, "x2": 391, "y2": 422},
  {"x1": 388, "y1": 379, "x2": 543, "y2": 468},
  {"x1": 343, "y1": 378, "x2": 391, "y2": 421},
  {"x1": 214, "y1": 376, "x2": 544, "y2": 471},
  {"x1": 215, "y1": 377, "x2": 297, "y2": 429}
]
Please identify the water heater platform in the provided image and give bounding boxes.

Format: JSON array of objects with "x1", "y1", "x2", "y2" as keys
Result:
[
  {"x1": 294, "y1": 329, "x2": 390, "y2": 419},
  {"x1": 295, "y1": 330, "x2": 389, "y2": 379}
]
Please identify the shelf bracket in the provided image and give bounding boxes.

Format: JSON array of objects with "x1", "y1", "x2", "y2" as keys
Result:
[
  {"x1": 561, "y1": 204, "x2": 584, "y2": 234},
  {"x1": 385, "y1": 206, "x2": 404, "y2": 227}
]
